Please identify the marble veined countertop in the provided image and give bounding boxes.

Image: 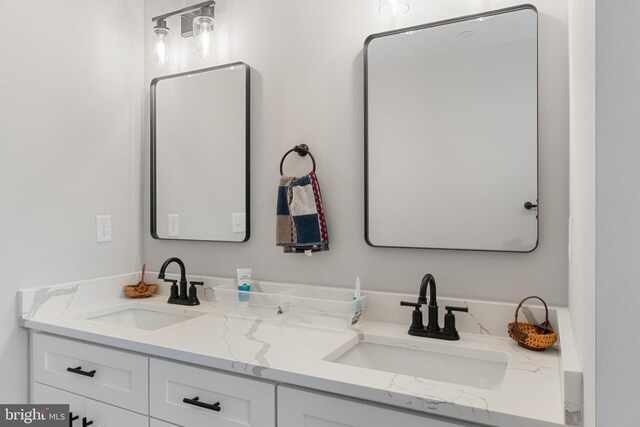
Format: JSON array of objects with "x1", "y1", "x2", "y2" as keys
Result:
[{"x1": 19, "y1": 273, "x2": 577, "y2": 427}]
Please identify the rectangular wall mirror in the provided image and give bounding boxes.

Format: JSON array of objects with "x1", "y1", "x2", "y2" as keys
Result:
[
  {"x1": 151, "y1": 62, "x2": 250, "y2": 242},
  {"x1": 365, "y1": 5, "x2": 538, "y2": 252}
]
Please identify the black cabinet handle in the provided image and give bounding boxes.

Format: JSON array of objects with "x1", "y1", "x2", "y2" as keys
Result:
[
  {"x1": 66, "y1": 366, "x2": 96, "y2": 378},
  {"x1": 524, "y1": 202, "x2": 538, "y2": 210},
  {"x1": 183, "y1": 396, "x2": 221, "y2": 412},
  {"x1": 82, "y1": 418, "x2": 93, "y2": 427},
  {"x1": 69, "y1": 412, "x2": 79, "y2": 426}
]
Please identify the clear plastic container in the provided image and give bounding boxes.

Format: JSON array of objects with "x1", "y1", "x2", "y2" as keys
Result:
[{"x1": 211, "y1": 280, "x2": 366, "y2": 327}]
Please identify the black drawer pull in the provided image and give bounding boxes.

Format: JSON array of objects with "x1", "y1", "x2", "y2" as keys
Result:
[
  {"x1": 183, "y1": 396, "x2": 221, "y2": 412},
  {"x1": 82, "y1": 417, "x2": 93, "y2": 427},
  {"x1": 69, "y1": 412, "x2": 79, "y2": 426},
  {"x1": 66, "y1": 366, "x2": 96, "y2": 378}
]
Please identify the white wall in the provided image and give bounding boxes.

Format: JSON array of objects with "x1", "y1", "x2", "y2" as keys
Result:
[
  {"x1": 568, "y1": 0, "x2": 596, "y2": 424},
  {"x1": 143, "y1": 0, "x2": 569, "y2": 304},
  {"x1": 0, "y1": 0, "x2": 143, "y2": 403},
  {"x1": 595, "y1": 0, "x2": 640, "y2": 425}
]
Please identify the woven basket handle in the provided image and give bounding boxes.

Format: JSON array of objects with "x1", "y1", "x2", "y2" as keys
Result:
[
  {"x1": 140, "y1": 264, "x2": 147, "y2": 282},
  {"x1": 514, "y1": 295, "x2": 550, "y2": 325}
]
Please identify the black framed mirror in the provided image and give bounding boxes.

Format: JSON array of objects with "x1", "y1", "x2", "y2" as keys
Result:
[
  {"x1": 151, "y1": 62, "x2": 250, "y2": 242},
  {"x1": 364, "y1": 5, "x2": 538, "y2": 252}
]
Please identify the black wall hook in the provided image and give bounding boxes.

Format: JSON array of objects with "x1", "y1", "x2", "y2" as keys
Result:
[{"x1": 280, "y1": 144, "x2": 316, "y2": 175}]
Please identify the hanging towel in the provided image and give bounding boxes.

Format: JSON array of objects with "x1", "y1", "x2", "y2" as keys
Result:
[{"x1": 276, "y1": 172, "x2": 329, "y2": 253}]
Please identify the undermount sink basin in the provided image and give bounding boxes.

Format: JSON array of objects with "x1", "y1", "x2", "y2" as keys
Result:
[
  {"x1": 82, "y1": 304, "x2": 205, "y2": 330},
  {"x1": 326, "y1": 335, "x2": 509, "y2": 390}
]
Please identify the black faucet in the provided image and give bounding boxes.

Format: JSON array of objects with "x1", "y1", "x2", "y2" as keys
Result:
[
  {"x1": 400, "y1": 274, "x2": 469, "y2": 340},
  {"x1": 158, "y1": 257, "x2": 203, "y2": 306}
]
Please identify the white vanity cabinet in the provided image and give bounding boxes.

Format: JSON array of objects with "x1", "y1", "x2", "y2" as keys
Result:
[
  {"x1": 32, "y1": 382, "x2": 149, "y2": 427},
  {"x1": 29, "y1": 332, "x2": 484, "y2": 427},
  {"x1": 29, "y1": 332, "x2": 276, "y2": 427},
  {"x1": 277, "y1": 386, "x2": 479, "y2": 427}
]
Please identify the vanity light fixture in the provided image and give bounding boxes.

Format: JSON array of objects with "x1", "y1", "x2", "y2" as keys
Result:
[
  {"x1": 151, "y1": 0, "x2": 217, "y2": 67},
  {"x1": 379, "y1": 0, "x2": 410, "y2": 16},
  {"x1": 152, "y1": 19, "x2": 172, "y2": 67},
  {"x1": 193, "y1": 6, "x2": 216, "y2": 58}
]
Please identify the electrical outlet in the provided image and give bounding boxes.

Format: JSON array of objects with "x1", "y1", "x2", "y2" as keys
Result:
[
  {"x1": 168, "y1": 214, "x2": 180, "y2": 237},
  {"x1": 232, "y1": 213, "x2": 246, "y2": 233},
  {"x1": 96, "y1": 215, "x2": 112, "y2": 243}
]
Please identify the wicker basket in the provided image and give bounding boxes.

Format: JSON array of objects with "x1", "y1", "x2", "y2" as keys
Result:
[
  {"x1": 508, "y1": 296, "x2": 557, "y2": 351},
  {"x1": 124, "y1": 264, "x2": 158, "y2": 298}
]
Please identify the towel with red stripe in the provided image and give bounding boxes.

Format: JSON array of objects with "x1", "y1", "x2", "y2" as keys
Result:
[{"x1": 276, "y1": 171, "x2": 329, "y2": 253}]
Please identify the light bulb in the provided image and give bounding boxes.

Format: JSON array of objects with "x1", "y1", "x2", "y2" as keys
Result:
[
  {"x1": 152, "y1": 19, "x2": 172, "y2": 67},
  {"x1": 379, "y1": 0, "x2": 410, "y2": 16},
  {"x1": 193, "y1": 7, "x2": 216, "y2": 58}
]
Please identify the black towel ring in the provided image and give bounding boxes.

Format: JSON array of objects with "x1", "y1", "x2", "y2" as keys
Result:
[{"x1": 280, "y1": 144, "x2": 316, "y2": 175}]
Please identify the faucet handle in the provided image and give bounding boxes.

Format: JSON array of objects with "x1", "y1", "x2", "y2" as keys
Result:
[
  {"x1": 188, "y1": 281, "x2": 203, "y2": 305},
  {"x1": 443, "y1": 306, "x2": 468, "y2": 337},
  {"x1": 164, "y1": 279, "x2": 178, "y2": 299},
  {"x1": 400, "y1": 301, "x2": 422, "y2": 308},
  {"x1": 445, "y1": 306, "x2": 468, "y2": 313},
  {"x1": 400, "y1": 301, "x2": 424, "y2": 330}
]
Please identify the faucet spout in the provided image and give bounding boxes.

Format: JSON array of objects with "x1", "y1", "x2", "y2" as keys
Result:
[
  {"x1": 418, "y1": 274, "x2": 439, "y2": 331},
  {"x1": 158, "y1": 257, "x2": 189, "y2": 302},
  {"x1": 158, "y1": 257, "x2": 186, "y2": 282},
  {"x1": 418, "y1": 273, "x2": 437, "y2": 307}
]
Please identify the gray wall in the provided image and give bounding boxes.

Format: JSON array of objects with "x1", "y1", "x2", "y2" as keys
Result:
[
  {"x1": 0, "y1": 0, "x2": 144, "y2": 402},
  {"x1": 143, "y1": 0, "x2": 570, "y2": 305},
  {"x1": 596, "y1": 0, "x2": 640, "y2": 424}
]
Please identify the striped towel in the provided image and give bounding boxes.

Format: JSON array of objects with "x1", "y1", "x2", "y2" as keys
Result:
[{"x1": 276, "y1": 172, "x2": 329, "y2": 253}]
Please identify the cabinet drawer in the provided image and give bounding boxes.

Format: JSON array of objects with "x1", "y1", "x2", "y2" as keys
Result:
[
  {"x1": 31, "y1": 381, "x2": 84, "y2": 423},
  {"x1": 32, "y1": 382, "x2": 149, "y2": 427},
  {"x1": 277, "y1": 386, "x2": 479, "y2": 427},
  {"x1": 150, "y1": 358, "x2": 275, "y2": 427},
  {"x1": 31, "y1": 332, "x2": 148, "y2": 413}
]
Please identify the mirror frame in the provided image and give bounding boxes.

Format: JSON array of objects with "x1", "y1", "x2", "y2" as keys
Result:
[
  {"x1": 363, "y1": 4, "x2": 539, "y2": 253},
  {"x1": 150, "y1": 62, "x2": 251, "y2": 242}
]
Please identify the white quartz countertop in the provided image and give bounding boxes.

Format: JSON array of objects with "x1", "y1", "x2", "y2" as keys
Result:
[{"x1": 21, "y1": 294, "x2": 567, "y2": 427}]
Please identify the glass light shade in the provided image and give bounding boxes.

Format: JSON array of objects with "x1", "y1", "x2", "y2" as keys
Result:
[
  {"x1": 379, "y1": 0, "x2": 410, "y2": 16},
  {"x1": 193, "y1": 15, "x2": 216, "y2": 58},
  {"x1": 152, "y1": 24, "x2": 172, "y2": 67}
]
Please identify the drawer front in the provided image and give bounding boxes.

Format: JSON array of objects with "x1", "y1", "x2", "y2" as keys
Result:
[
  {"x1": 85, "y1": 398, "x2": 149, "y2": 427},
  {"x1": 277, "y1": 386, "x2": 479, "y2": 427},
  {"x1": 32, "y1": 381, "x2": 84, "y2": 423},
  {"x1": 31, "y1": 332, "x2": 148, "y2": 413},
  {"x1": 32, "y1": 383, "x2": 149, "y2": 427},
  {"x1": 150, "y1": 358, "x2": 276, "y2": 427}
]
